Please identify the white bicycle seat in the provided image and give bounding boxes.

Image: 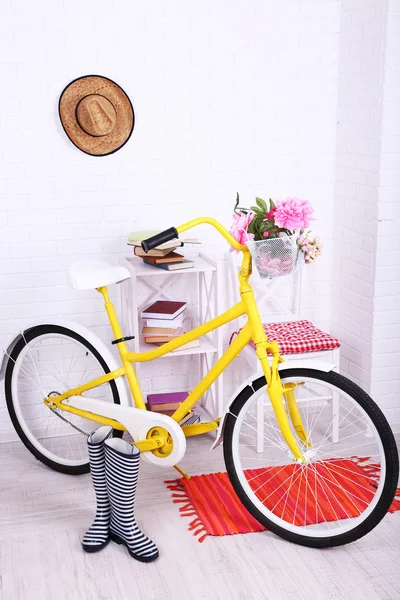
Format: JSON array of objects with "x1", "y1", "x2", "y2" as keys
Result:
[{"x1": 67, "y1": 260, "x2": 131, "y2": 290}]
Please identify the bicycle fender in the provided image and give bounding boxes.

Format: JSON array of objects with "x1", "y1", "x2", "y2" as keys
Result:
[
  {"x1": 0, "y1": 318, "x2": 131, "y2": 407},
  {"x1": 210, "y1": 360, "x2": 336, "y2": 451}
]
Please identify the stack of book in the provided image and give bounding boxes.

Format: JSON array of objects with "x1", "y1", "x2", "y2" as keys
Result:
[
  {"x1": 128, "y1": 232, "x2": 200, "y2": 271},
  {"x1": 147, "y1": 391, "x2": 200, "y2": 425},
  {"x1": 141, "y1": 300, "x2": 200, "y2": 351}
]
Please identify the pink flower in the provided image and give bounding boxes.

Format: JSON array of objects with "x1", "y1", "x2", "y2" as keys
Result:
[
  {"x1": 257, "y1": 253, "x2": 295, "y2": 277},
  {"x1": 297, "y1": 229, "x2": 323, "y2": 263},
  {"x1": 266, "y1": 208, "x2": 277, "y2": 220},
  {"x1": 263, "y1": 231, "x2": 270, "y2": 238},
  {"x1": 229, "y1": 211, "x2": 255, "y2": 250},
  {"x1": 274, "y1": 198, "x2": 314, "y2": 231},
  {"x1": 298, "y1": 234, "x2": 306, "y2": 245}
]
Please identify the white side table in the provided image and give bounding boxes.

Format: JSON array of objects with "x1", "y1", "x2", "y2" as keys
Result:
[{"x1": 120, "y1": 252, "x2": 223, "y2": 420}]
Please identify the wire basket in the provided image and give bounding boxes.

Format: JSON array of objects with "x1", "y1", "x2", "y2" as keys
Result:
[{"x1": 246, "y1": 234, "x2": 302, "y2": 279}]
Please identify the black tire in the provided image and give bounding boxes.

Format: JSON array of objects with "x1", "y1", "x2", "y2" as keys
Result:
[
  {"x1": 223, "y1": 368, "x2": 399, "y2": 548},
  {"x1": 5, "y1": 325, "x2": 122, "y2": 475}
]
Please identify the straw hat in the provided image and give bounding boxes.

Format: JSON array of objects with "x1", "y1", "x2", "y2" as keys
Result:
[{"x1": 58, "y1": 75, "x2": 134, "y2": 156}]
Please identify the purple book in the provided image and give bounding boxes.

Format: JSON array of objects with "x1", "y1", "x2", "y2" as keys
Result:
[{"x1": 147, "y1": 391, "x2": 189, "y2": 406}]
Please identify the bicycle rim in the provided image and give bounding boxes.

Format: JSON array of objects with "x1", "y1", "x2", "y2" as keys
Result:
[
  {"x1": 228, "y1": 373, "x2": 389, "y2": 540},
  {"x1": 9, "y1": 332, "x2": 116, "y2": 467}
]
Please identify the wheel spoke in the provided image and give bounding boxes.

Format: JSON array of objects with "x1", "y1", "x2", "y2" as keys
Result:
[
  {"x1": 239, "y1": 414, "x2": 287, "y2": 453},
  {"x1": 8, "y1": 330, "x2": 116, "y2": 471},
  {"x1": 226, "y1": 371, "x2": 392, "y2": 544},
  {"x1": 308, "y1": 462, "x2": 342, "y2": 522},
  {"x1": 21, "y1": 332, "x2": 48, "y2": 396}
]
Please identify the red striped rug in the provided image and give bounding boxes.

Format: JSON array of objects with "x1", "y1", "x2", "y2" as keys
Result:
[{"x1": 165, "y1": 457, "x2": 400, "y2": 543}]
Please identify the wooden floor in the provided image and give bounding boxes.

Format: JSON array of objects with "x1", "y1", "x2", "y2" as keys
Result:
[{"x1": 1, "y1": 434, "x2": 399, "y2": 600}]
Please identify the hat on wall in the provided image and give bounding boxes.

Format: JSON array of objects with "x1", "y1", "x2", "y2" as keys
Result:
[{"x1": 58, "y1": 75, "x2": 134, "y2": 156}]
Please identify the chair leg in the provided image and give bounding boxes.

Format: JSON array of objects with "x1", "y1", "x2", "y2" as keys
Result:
[{"x1": 332, "y1": 391, "x2": 339, "y2": 443}]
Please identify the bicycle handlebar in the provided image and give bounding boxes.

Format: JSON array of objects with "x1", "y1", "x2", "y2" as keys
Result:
[
  {"x1": 141, "y1": 227, "x2": 179, "y2": 253},
  {"x1": 141, "y1": 217, "x2": 247, "y2": 254}
]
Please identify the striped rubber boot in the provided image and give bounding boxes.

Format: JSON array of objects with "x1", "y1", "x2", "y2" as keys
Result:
[
  {"x1": 104, "y1": 438, "x2": 159, "y2": 562},
  {"x1": 82, "y1": 426, "x2": 113, "y2": 553}
]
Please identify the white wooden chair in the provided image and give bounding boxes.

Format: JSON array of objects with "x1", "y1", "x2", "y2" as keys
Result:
[
  {"x1": 228, "y1": 252, "x2": 341, "y2": 448},
  {"x1": 228, "y1": 251, "x2": 340, "y2": 372}
]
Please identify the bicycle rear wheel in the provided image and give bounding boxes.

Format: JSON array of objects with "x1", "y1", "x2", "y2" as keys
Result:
[
  {"x1": 223, "y1": 368, "x2": 399, "y2": 548},
  {"x1": 5, "y1": 325, "x2": 121, "y2": 475}
]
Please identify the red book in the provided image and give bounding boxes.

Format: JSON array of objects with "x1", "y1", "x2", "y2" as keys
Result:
[{"x1": 141, "y1": 300, "x2": 187, "y2": 320}]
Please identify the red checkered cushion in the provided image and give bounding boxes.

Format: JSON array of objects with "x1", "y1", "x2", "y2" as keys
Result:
[{"x1": 243, "y1": 320, "x2": 340, "y2": 354}]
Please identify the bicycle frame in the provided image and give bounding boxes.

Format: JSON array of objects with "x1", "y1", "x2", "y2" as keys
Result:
[{"x1": 46, "y1": 217, "x2": 307, "y2": 462}]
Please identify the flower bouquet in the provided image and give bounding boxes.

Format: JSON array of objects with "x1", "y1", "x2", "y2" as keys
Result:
[{"x1": 229, "y1": 193, "x2": 323, "y2": 279}]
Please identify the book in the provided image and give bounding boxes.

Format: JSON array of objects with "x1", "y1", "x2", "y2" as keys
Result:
[
  {"x1": 178, "y1": 410, "x2": 194, "y2": 424},
  {"x1": 133, "y1": 246, "x2": 177, "y2": 258},
  {"x1": 147, "y1": 401, "x2": 182, "y2": 412},
  {"x1": 128, "y1": 231, "x2": 200, "y2": 245},
  {"x1": 143, "y1": 325, "x2": 183, "y2": 341},
  {"x1": 178, "y1": 410, "x2": 201, "y2": 426},
  {"x1": 142, "y1": 326, "x2": 181, "y2": 335},
  {"x1": 143, "y1": 405, "x2": 199, "y2": 421},
  {"x1": 180, "y1": 413, "x2": 201, "y2": 426},
  {"x1": 128, "y1": 231, "x2": 159, "y2": 242},
  {"x1": 141, "y1": 300, "x2": 187, "y2": 320},
  {"x1": 147, "y1": 391, "x2": 189, "y2": 412},
  {"x1": 145, "y1": 405, "x2": 175, "y2": 416},
  {"x1": 144, "y1": 335, "x2": 182, "y2": 343},
  {"x1": 143, "y1": 258, "x2": 194, "y2": 271},
  {"x1": 141, "y1": 252, "x2": 184, "y2": 265},
  {"x1": 148, "y1": 391, "x2": 189, "y2": 405},
  {"x1": 144, "y1": 316, "x2": 185, "y2": 328}
]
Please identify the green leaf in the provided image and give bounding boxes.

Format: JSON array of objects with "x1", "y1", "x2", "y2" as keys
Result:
[
  {"x1": 247, "y1": 220, "x2": 255, "y2": 234},
  {"x1": 255, "y1": 197, "x2": 268, "y2": 212},
  {"x1": 269, "y1": 198, "x2": 275, "y2": 210}
]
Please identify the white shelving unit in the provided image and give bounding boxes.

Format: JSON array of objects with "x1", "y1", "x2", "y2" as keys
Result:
[{"x1": 120, "y1": 252, "x2": 223, "y2": 420}]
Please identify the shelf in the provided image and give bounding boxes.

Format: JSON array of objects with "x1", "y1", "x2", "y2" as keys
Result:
[
  {"x1": 138, "y1": 336, "x2": 217, "y2": 358},
  {"x1": 124, "y1": 253, "x2": 216, "y2": 276},
  {"x1": 120, "y1": 249, "x2": 223, "y2": 418}
]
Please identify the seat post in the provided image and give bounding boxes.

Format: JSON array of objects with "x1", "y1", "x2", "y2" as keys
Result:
[
  {"x1": 97, "y1": 286, "x2": 146, "y2": 410},
  {"x1": 97, "y1": 286, "x2": 125, "y2": 342}
]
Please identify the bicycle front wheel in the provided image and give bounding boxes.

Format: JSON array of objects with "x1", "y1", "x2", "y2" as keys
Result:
[
  {"x1": 223, "y1": 368, "x2": 399, "y2": 548},
  {"x1": 5, "y1": 325, "x2": 121, "y2": 475}
]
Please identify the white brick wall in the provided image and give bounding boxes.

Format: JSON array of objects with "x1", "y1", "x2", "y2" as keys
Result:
[
  {"x1": 332, "y1": 0, "x2": 386, "y2": 392},
  {"x1": 332, "y1": 0, "x2": 400, "y2": 424},
  {"x1": 371, "y1": 0, "x2": 400, "y2": 422},
  {"x1": 1, "y1": 0, "x2": 340, "y2": 439}
]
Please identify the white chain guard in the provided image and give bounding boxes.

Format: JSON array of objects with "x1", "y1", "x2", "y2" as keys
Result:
[{"x1": 64, "y1": 395, "x2": 186, "y2": 467}]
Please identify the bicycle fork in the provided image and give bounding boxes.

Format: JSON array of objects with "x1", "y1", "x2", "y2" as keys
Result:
[
  {"x1": 256, "y1": 346, "x2": 308, "y2": 463},
  {"x1": 240, "y1": 273, "x2": 309, "y2": 463}
]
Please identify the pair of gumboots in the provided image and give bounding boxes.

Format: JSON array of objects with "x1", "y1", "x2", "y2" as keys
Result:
[{"x1": 82, "y1": 427, "x2": 159, "y2": 562}]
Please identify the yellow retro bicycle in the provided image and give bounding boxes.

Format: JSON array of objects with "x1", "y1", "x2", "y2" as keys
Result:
[{"x1": 3, "y1": 217, "x2": 398, "y2": 548}]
